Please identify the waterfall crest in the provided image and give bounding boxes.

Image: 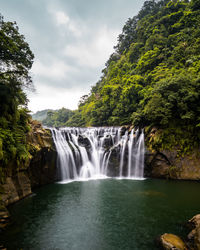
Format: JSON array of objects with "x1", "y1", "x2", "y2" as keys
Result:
[{"x1": 50, "y1": 127, "x2": 145, "y2": 182}]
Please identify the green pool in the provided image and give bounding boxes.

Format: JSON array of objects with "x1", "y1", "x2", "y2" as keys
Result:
[{"x1": 1, "y1": 178, "x2": 200, "y2": 249}]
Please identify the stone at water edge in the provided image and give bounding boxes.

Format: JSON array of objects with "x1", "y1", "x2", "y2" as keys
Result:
[
  {"x1": 0, "y1": 246, "x2": 7, "y2": 250},
  {"x1": 0, "y1": 207, "x2": 10, "y2": 230},
  {"x1": 188, "y1": 214, "x2": 200, "y2": 250},
  {"x1": 160, "y1": 233, "x2": 187, "y2": 250}
]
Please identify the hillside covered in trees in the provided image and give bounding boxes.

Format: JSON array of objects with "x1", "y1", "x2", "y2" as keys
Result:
[
  {"x1": 0, "y1": 15, "x2": 34, "y2": 169},
  {"x1": 32, "y1": 108, "x2": 75, "y2": 127},
  {"x1": 32, "y1": 109, "x2": 52, "y2": 122},
  {"x1": 41, "y1": 108, "x2": 75, "y2": 127},
  {"x1": 64, "y1": 0, "x2": 200, "y2": 152}
]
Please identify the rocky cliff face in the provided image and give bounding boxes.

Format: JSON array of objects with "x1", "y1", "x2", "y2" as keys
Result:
[
  {"x1": 27, "y1": 121, "x2": 57, "y2": 189},
  {"x1": 144, "y1": 128, "x2": 200, "y2": 180},
  {"x1": 159, "y1": 214, "x2": 200, "y2": 250},
  {"x1": 145, "y1": 149, "x2": 200, "y2": 180},
  {"x1": 0, "y1": 121, "x2": 57, "y2": 230}
]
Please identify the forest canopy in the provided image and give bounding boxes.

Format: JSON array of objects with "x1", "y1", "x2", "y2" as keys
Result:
[
  {"x1": 0, "y1": 14, "x2": 34, "y2": 168},
  {"x1": 64, "y1": 0, "x2": 200, "y2": 151}
]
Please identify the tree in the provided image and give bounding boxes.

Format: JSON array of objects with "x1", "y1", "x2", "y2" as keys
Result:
[
  {"x1": 0, "y1": 15, "x2": 34, "y2": 85},
  {"x1": 0, "y1": 14, "x2": 34, "y2": 123},
  {"x1": 62, "y1": 0, "x2": 200, "y2": 154},
  {"x1": 78, "y1": 95, "x2": 89, "y2": 107},
  {"x1": 115, "y1": 17, "x2": 138, "y2": 54},
  {"x1": 0, "y1": 14, "x2": 34, "y2": 166},
  {"x1": 190, "y1": 0, "x2": 200, "y2": 10}
]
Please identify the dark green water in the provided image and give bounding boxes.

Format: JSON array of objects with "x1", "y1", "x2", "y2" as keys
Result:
[{"x1": 1, "y1": 178, "x2": 200, "y2": 250}]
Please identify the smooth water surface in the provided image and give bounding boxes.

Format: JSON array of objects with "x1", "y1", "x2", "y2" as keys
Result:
[{"x1": 2, "y1": 179, "x2": 200, "y2": 250}]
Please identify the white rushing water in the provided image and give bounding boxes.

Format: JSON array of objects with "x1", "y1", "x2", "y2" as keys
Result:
[{"x1": 50, "y1": 127, "x2": 145, "y2": 182}]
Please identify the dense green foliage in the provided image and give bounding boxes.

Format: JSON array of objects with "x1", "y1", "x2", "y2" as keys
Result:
[
  {"x1": 0, "y1": 15, "x2": 34, "y2": 170},
  {"x1": 67, "y1": 0, "x2": 200, "y2": 151},
  {"x1": 41, "y1": 108, "x2": 75, "y2": 127},
  {"x1": 1, "y1": 0, "x2": 200, "y2": 162}
]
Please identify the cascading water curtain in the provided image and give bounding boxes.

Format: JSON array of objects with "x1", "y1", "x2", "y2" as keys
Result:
[{"x1": 50, "y1": 127, "x2": 145, "y2": 182}]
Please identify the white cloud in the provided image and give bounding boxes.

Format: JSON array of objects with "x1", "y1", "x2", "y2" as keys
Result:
[
  {"x1": 64, "y1": 26, "x2": 119, "y2": 68},
  {"x1": 1, "y1": 0, "x2": 146, "y2": 113},
  {"x1": 49, "y1": 9, "x2": 82, "y2": 37},
  {"x1": 67, "y1": 22, "x2": 81, "y2": 37},
  {"x1": 28, "y1": 85, "x2": 88, "y2": 113},
  {"x1": 55, "y1": 11, "x2": 69, "y2": 25},
  {"x1": 31, "y1": 59, "x2": 75, "y2": 80}
]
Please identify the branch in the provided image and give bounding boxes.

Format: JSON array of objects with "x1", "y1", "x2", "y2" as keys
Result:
[{"x1": 0, "y1": 70, "x2": 23, "y2": 76}]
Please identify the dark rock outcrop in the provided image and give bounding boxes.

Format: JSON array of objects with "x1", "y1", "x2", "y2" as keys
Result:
[
  {"x1": 187, "y1": 214, "x2": 200, "y2": 249},
  {"x1": 0, "y1": 204, "x2": 9, "y2": 231},
  {"x1": 1, "y1": 173, "x2": 32, "y2": 206},
  {"x1": 78, "y1": 135, "x2": 91, "y2": 149},
  {"x1": 145, "y1": 149, "x2": 200, "y2": 180},
  {"x1": 106, "y1": 145, "x2": 121, "y2": 177},
  {"x1": 0, "y1": 120, "x2": 57, "y2": 229},
  {"x1": 102, "y1": 135, "x2": 113, "y2": 149},
  {"x1": 144, "y1": 128, "x2": 200, "y2": 180}
]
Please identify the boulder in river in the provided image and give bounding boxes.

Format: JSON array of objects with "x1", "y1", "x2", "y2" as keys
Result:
[
  {"x1": 187, "y1": 214, "x2": 200, "y2": 249},
  {"x1": 159, "y1": 233, "x2": 187, "y2": 250}
]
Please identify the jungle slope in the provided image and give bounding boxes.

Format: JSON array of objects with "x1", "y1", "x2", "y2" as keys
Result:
[{"x1": 66, "y1": 0, "x2": 200, "y2": 177}]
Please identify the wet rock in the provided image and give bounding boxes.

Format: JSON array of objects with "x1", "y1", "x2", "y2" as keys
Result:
[
  {"x1": 78, "y1": 135, "x2": 91, "y2": 149},
  {"x1": 0, "y1": 120, "x2": 57, "y2": 209},
  {"x1": 158, "y1": 214, "x2": 200, "y2": 250},
  {"x1": 187, "y1": 214, "x2": 200, "y2": 249},
  {"x1": 147, "y1": 152, "x2": 172, "y2": 178},
  {"x1": 106, "y1": 144, "x2": 121, "y2": 176},
  {"x1": 128, "y1": 125, "x2": 134, "y2": 133},
  {"x1": 0, "y1": 206, "x2": 10, "y2": 230},
  {"x1": 0, "y1": 246, "x2": 7, "y2": 250},
  {"x1": 145, "y1": 127, "x2": 200, "y2": 180},
  {"x1": 1, "y1": 173, "x2": 32, "y2": 206},
  {"x1": 102, "y1": 135, "x2": 113, "y2": 148},
  {"x1": 1, "y1": 178, "x2": 19, "y2": 206},
  {"x1": 146, "y1": 149, "x2": 200, "y2": 180},
  {"x1": 159, "y1": 233, "x2": 187, "y2": 250},
  {"x1": 27, "y1": 121, "x2": 57, "y2": 187},
  {"x1": 28, "y1": 147, "x2": 57, "y2": 187},
  {"x1": 27, "y1": 120, "x2": 53, "y2": 149},
  {"x1": 120, "y1": 126, "x2": 127, "y2": 136}
]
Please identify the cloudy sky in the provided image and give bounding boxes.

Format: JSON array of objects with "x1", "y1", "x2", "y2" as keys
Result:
[{"x1": 1, "y1": 0, "x2": 145, "y2": 113}]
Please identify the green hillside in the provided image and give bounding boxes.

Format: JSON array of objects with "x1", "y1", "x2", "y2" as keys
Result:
[
  {"x1": 66, "y1": 0, "x2": 200, "y2": 152},
  {"x1": 42, "y1": 108, "x2": 75, "y2": 127}
]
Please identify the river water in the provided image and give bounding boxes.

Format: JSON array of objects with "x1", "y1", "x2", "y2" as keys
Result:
[{"x1": 2, "y1": 178, "x2": 200, "y2": 249}]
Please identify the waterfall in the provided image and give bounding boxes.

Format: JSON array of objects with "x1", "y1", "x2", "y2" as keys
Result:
[{"x1": 50, "y1": 127, "x2": 145, "y2": 182}]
